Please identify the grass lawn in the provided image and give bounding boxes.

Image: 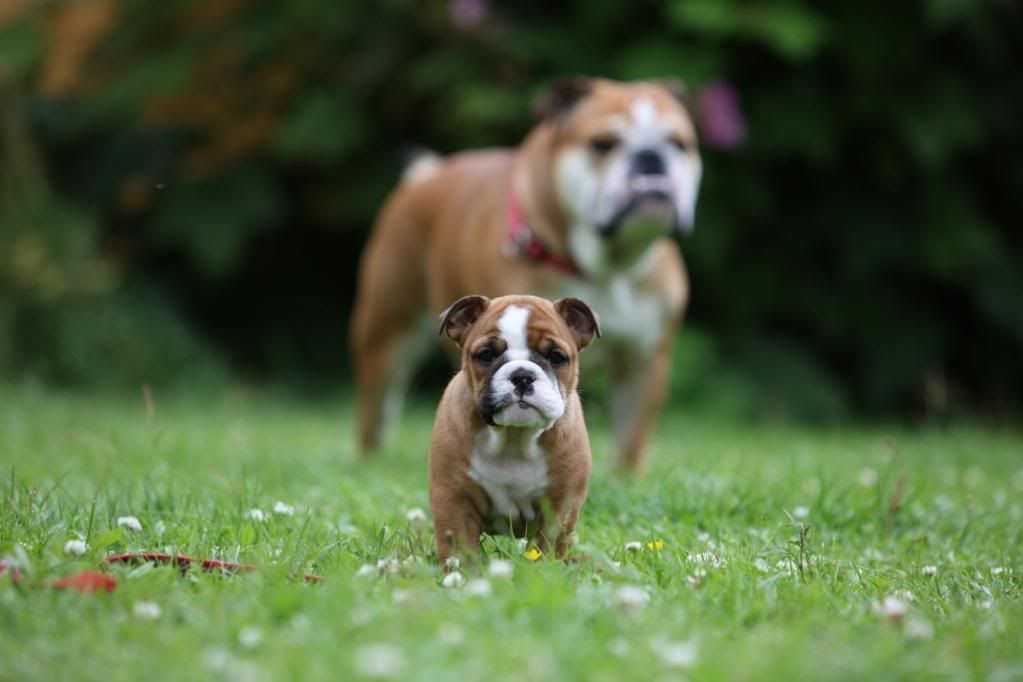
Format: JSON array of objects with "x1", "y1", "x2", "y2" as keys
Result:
[{"x1": 1, "y1": 382, "x2": 1021, "y2": 681}]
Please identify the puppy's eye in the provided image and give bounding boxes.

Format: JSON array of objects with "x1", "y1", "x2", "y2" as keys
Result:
[
  {"x1": 669, "y1": 135, "x2": 691, "y2": 152},
  {"x1": 474, "y1": 348, "x2": 497, "y2": 365},
  {"x1": 588, "y1": 135, "x2": 619, "y2": 156},
  {"x1": 547, "y1": 349, "x2": 568, "y2": 367}
]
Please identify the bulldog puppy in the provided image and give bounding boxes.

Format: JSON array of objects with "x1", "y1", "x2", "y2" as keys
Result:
[
  {"x1": 353, "y1": 77, "x2": 701, "y2": 473},
  {"x1": 429, "y1": 294, "x2": 600, "y2": 564}
]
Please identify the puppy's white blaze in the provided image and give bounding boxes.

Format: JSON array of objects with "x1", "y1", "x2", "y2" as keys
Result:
[
  {"x1": 631, "y1": 97, "x2": 657, "y2": 127},
  {"x1": 497, "y1": 305, "x2": 531, "y2": 361}
]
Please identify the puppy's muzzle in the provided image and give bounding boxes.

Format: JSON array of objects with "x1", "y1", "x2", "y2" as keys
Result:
[{"x1": 509, "y1": 368, "x2": 536, "y2": 397}]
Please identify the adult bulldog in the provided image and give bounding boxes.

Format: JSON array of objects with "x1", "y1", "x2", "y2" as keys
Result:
[{"x1": 351, "y1": 77, "x2": 702, "y2": 473}]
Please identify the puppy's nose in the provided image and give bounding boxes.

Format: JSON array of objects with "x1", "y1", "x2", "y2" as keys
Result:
[
  {"x1": 509, "y1": 368, "x2": 536, "y2": 396},
  {"x1": 631, "y1": 148, "x2": 666, "y2": 176}
]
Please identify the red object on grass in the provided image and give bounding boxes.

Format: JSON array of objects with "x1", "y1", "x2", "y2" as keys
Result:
[
  {"x1": 105, "y1": 552, "x2": 324, "y2": 582},
  {"x1": 0, "y1": 554, "x2": 323, "y2": 595},
  {"x1": 0, "y1": 561, "x2": 23, "y2": 583},
  {"x1": 52, "y1": 571, "x2": 118, "y2": 593}
]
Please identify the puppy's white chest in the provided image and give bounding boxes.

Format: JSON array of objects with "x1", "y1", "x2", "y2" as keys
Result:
[{"x1": 468, "y1": 433, "x2": 548, "y2": 523}]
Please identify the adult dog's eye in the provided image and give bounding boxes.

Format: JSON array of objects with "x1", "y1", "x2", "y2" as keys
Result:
[
  {"x1": 669, "y1": 135, "x2": 690, "y2": 152},
  {"x1": 475, "y1": 348, "x2": 496, "y2": 365},
  {"x1": 547, "y1": 349, "x2": 568, "y2": 367},
  {"x1": 589, "y1": 135, "x2": 619, "y2": 155}
]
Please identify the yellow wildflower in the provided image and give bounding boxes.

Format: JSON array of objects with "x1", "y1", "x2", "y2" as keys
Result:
[
  {"x1": 646, "y1": 539, "x2": 665, "y2": 551},
  {"x1": 523, "y1": 547, "x2": 543, "y2": 561}
]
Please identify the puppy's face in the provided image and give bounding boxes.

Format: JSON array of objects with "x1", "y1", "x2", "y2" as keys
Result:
[
  {"x1": 439, "y1": 295, "x2": 600, "y2": 430},
  {"x1": 537, "y1": 78, "x2": 702, "y2": 267}
]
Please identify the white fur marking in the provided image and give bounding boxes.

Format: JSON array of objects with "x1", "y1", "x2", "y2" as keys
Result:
[
  {"x1": 401, "y1": 153, "x2": 442, "y2": 184},
  {"x1": 631, "y1": 97, "x2": 657, "y2": 126},
  {"x1": 469, "y1": 428, "x2": 548, "y2": 523},
  {"x1": 498, "y1": 305, "x2": 531, "y2": 361}
]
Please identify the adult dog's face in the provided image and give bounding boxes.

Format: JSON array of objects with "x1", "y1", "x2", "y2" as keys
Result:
[
  {"x1": 438, "y1": 295, "x2": 600, "y2": 430},
  {"x1": 536, "y1": 78, "x2": 702, "y2": 269}
]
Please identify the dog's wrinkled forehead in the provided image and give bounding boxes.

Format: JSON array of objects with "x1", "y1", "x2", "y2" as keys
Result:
[
  {"x1": 465, "y1": 299, "x2": 570, "y2": 352},
  {"x1": 560, "y1": 83, "x2": 698, "y2": 146}
]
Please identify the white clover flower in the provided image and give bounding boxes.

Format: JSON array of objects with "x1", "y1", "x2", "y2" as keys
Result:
[
  {"x1": 63, "y1": 539, "x2": 88, "y2": 556},
  {"x1": 245, "y1": 508, "x2": 267, "y2": 522},
  {"x1": 990, "y1": 566, "x2": 1005, "y2": 576},
  {"x1": 904, "y1": 616, "x2": 934, "y2": 640},
  {"x1": 441, "y1": 571, "x2": 464, "y2": 588},
  {"x1": 776, "y1": 558, "x2": 799, "y2": 574},
  {"x1": 272, "y1": 501, "x2": 295, "y2": 516},
  {"x1": 650, "y1": 638, "x2": 698, "y2": 668},
  {"x1": 238, "y1": 626, "x2": 263, "y2": 649},
  {"x1": 117, "y1": 516, "x2": 142, "y2": 531},
  {"x1": 874, "y1": 595, "x2": 908, "y2": 619},
  {"x1": 858, "y1": 467, "x2": 879, "y2": 487},
  {"x1": 436, "y1": 623, "x2": 465, "y2": 646},
  {"x1": 691, "y1": 551, "x2": 726, "y2": 569},
  {"x1": 405, "y1": 508, "x2": 427, "y2": 523},
  {"x1": 488, "y1": 559, "x2": 514, "y2": 579},
  {"x1": 465, "y1": 578, "x2": 492, "y2": 597},
  {"x1": 624, "y1": 541, "x2": 643, "y2": 552},
  {"x1": 687, "y1": 568, "x2": 707, "y2": 586},
  {"x1": 607, "y1": 637, "x2": 630, "y2": 657},
  {"x1": 893, "y1": 589, "x2": 916, "y2": 603},
  {"x1": 792, "y1": 506, "x2": 809, "y2": 520},
  {"x1": 355, "y1": 644, "x2": 405, "y2": 679},
  {"x1": 516, "y1": 538, "x2": 528, "y2": 552},
  {"x1": 612, "y1": 584, "x2": 650, "y2": 612},
  {"x1": 355, "y1": 563, "x2": 376, "y2": 577},
  {"x1": 444, "y1": 557, "x2": 461, "y2": 571},
  {"x1": 922, "y1": 565, "x2": 938, "y2": 576},
  {"x1": 376, "y1": 558, "x2": 400, "y2": 575},
  {"x1": 133, "y1": 601, "x2": 162, "y2": 620}
]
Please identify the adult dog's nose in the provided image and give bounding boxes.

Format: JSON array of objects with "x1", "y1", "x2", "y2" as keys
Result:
[
  {"x1": 631, "y1": 148, "x2": 666, "y2": 176},
  {"x1": 510, "y1": 368, "x2": 536, "y2": 396}
]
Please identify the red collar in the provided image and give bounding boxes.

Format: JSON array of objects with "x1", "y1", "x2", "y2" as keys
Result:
[{"x1": 506, "y1": 187, "x2": 581, "y2": 276}]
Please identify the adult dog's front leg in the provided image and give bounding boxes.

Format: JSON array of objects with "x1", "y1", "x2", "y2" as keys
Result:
[{"x1": 608, "y1": 333, "x2": 675, "y2": 474}]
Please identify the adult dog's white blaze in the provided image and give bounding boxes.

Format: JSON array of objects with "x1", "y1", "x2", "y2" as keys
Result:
[{"x1": 630, "y1": 96, "x2": 657, "y2": 126}]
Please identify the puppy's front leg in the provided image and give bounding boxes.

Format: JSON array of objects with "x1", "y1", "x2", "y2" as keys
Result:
[
  {"x1": 431, "y1": 494, "x2": 483, "y2": 567},
  {"x1": 534, "y1": 495, "x2": 583, "y2": 560}
]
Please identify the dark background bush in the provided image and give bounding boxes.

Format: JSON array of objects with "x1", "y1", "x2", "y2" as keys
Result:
[{"x1": 1, "y1": 0, "x2": 1020, "y2": 421}]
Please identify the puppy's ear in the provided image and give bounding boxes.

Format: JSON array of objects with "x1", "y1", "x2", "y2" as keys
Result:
[
  {"x1": 532, "y1": 76, "x2": 592, "y2": 121},
  {"x1": 554, "y1": 298, "x2": 601, "y2": 350},
  {"x1": 438, "y1": 295, "x2": 490, "y2": 347}
]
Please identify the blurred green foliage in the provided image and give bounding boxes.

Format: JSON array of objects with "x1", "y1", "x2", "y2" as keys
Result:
[{"x1": 0, "y1": 0, "x2": 1020, "y2": 419}]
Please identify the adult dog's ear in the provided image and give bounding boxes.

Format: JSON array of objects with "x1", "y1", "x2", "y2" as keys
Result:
[
  {"x1": 438, "y1": 295, "x2": 491, "y2": 347},
  {"x1": 532, "y1": 76, "x2": 592, "y2": 121},
  {"x1": 554, "y1": 297, "x2": 601, "y2": 350},
  {"x1": 651, "y1": 77, "x2": 695, "y2": 115}
]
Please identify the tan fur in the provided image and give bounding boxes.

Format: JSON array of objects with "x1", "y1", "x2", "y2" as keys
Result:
[
  {"x1": 351, "y1": 78, "x2": 693, "y2": 472},
  {"x1": 429, "y1": 295, "x2": 593, "y2": 564}
]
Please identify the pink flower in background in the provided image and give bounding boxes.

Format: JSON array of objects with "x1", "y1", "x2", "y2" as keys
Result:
[
  {"x1": 697, "y1": 80, "x2": 748, "y2": 150},
  {"x1": 449, "y1": 0, "x2": 488, "y2": 29}
]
